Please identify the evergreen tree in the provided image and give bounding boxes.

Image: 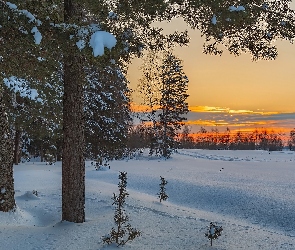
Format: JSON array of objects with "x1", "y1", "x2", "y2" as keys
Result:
[
  {"x1": 1, "y1": 0, "x2": 188, "y2": 219},
  {"x1": 1, "y1": 0, "x2": 295, "y2": 217},
  {"x1": 157, "y1": 176, "x2": 169, "y2": 202},
  {"x1": 61, "y1": 1, "x2": 86, "y2": 223},
  {"x1": 84, "y1": 64, "x2": 132, "y2": 162},
  {"x1": 126, "y1": 123, "x2": 152, "y2": 156},
  {"x1": 158, "y1": 53, "x2": 189, "y2": 158},
  {"x1": 3, "y1": 76, "x2": 63, "y2": 163},
  {"x1": 137, "y1": 51, "x2": 164, "y2": 156},
  {"x1": 0, "y1": 90, "x2": 15, "y2": 212},
  {"x1": 139, "y1": 52, "x2": 189, "y2": 158},
  {"x1": 179, "y1": 125, "x2": 195, "y2": 149},
  {"x1": 289, "y1": 129, "x2": 295, "y2": 150},
  {"x1": 205, "y1": 222, "x2": 223, "y2": 247},
  {"x1": 103, "y1": 172, "x2": 140, "y2": 246},
  {"x1": 137, "y1": 51, "x2": 163, "y2": 112}
]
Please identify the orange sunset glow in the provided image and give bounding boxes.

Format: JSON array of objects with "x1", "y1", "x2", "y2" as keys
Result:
[
  {"x1": 131, "y1": 103, "x2": 294, "y2": 137},
  {"x1": 128, "y1": 2, "x2": 295, "y2": 136},
  {"x1": 187, "y1": 106, "x2": 279, "y2": 115}
]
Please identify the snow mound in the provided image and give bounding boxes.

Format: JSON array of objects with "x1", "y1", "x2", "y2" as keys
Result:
[
  {"x1": 17, "y1": 191, "x2": 40, "y2": 200},
  {"x1": 0, "y1": 206, "x2": 37, "y2": 226}
]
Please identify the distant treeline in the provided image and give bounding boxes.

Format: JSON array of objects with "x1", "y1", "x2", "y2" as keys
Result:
[
  {"x1": 128, "y1": 125, "x2": 295, "y2": 152},
  {"x1": 178, "y1": 128, "x2": 284, "y2": 151}
]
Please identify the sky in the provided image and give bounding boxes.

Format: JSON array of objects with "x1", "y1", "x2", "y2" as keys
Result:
[{"x1": 128, "y1": 2, "x2": 295, "y2": 135}]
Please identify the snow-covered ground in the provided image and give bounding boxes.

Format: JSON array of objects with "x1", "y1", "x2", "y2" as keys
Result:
[{"x1": 1, "y1": 149, "x2": 295, "y2": 250}]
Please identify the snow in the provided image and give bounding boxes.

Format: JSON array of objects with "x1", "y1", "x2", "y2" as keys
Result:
[
  {"x1": 211, "y1": 15, "x2": 217, "y2": 25},
  {"x1": 6, "y1": 2, "x2": 17, "y2": 10},
  {"x1": 5, "y1": 2, "x2": 116, "y2": 52},
  {"x1": 108, "y1": 11, "x2": 118, "y2": 20},
  {"x1": 90, "y1": 31, "x2": 117, "y2": 57},
  {"x1": 31, "y1": 26, "x2": 42, "y2": 44},
  {"x1": 4, "y1": 77, "x2": 40, "y2": 100},
  {"x1": 6, "y1": 2, "x2": 41, "y2": 25},
  {"x1": 1, "y1": 149, "x2": 295, "y2": 249},
  {"x1": 19, "y1": 26, "x2": 28, "y2": 34},
  {"x1": 76, "y1": 39, "x2": 86, "y2": 50},
  {"x1": 6, "y1": 2, "x2": 42, "y2": 44},
  {"x1": 229, "y1": 6, "x2": 246, "y2": 12}
]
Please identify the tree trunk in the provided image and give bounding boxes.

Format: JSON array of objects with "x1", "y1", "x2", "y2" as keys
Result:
[
  {"x1": 163, "y1": 109, "x2": 168, "y2": 158},
  {"x1": 62, "y1": 52, "x2": 85, "y2": 222},
  {"x1": 13, "y1": 129, "x2": 21, "y2": 165},
  {"x1": 62, "y1": 0, "x2": 85, "y2": 223},
  {"x1": 0, "y1": 92, "x2": 16, "y2": 212},
  {"x1": 40, "y1": 142, "x2": 44, "y2": 162}
]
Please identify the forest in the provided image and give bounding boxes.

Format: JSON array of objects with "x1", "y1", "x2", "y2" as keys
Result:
[{"x1": 1, "y1": 1, "x2": 295, "y2": 224}]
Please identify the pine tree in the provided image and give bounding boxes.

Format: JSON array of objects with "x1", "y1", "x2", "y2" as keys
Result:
[
  {"x1": 158, "y1": 53, "x2": 189, "y2": 158},
  {"x1": 59, "y1": 0, "x2": 86, "y2": 223},
  {"x1": 138, "y1": 52, "x2": 189, "y2": 158},
  {"x1": 137, "y1": 51, "x2": 165, "y2": 157},
  {"x1": 137, "y1": 51, "x2": 163, "y2": 112},
  {"x1": 205, "y1": 222, "x2": 223, "y2": 247},
  {"x1": 289, "y1": 129, "x2": 295, "y2": 150},
  {"x1": 157, "y1": 176, "x2": 168, "y2": 202},
  {"x1": 0, "y1": 0, "x2": 188, "y2": 219},
  {"x1": 0, "y1": 90, "x2": 15, "y2": 212},
  {"x1": 1, "y1": 0, "x2": 295, "y2": 216},
  {"x1": 84, "y1": 64, "x2": 131, "y2": 162},
  {"x1": 179, "y1": 125, "x2": 195, "y2": 149},
  {"x1": 3, "y1": 76, "x2": 63, "y2": 164},
  {"x1": 103, "y1": 172, "x2": 140, "y2": 246}
]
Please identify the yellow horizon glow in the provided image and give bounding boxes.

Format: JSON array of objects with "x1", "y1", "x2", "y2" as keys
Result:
[
  {"x1": 184, "y1": 119, "x2": 271, "y2": 127},
  {"x1": 131, "y1": 102, "x2": 294, "y2": 133},
  {"x1": 128, "y1": 3, "x2": 295, "y2": 133},
  {"x1": 130, "y1": 103, "x2": 161, "y2": 112},
  {"x1": 132, "y1": 103, "x2": 282, "y2": 116},
  {"x1": 128, "y1": 4, "x2": 295, "y2": 114},
  {"x1": 188, "y1": 106, "x2": 280, "y2": 115}
]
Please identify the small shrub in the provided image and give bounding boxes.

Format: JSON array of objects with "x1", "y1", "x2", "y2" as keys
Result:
[
  {"x1": 103, "y1": 172, "x2": 140, "y2": 246},
  {"x1": 91, "y1": 157, "x2": 110, "y2": 170},
  {"x1": 157, "y1": 176, "x2": 168, "y2": 202},
  {"x1": 45, "y1": 154, "x2": 55, "y2": 165},
  {"x1": 205, "y1": 222, "x2": 223, "y2": 246}
]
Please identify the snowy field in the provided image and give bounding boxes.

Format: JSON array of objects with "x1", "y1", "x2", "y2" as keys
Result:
[{"x1": 1, "y1": 149, "x2": 295, "y2": 250}]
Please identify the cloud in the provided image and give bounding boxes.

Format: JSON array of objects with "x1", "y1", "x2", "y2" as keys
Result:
[
  {"x1": 186, "y1": 107, "x2": 295, "y2": 133},
  {"x1": 189, "y1": 106, "x2": 279, "y2": 115},
  {"x1": 131, "y1": 103, "x2": 295, "y2": 133}
]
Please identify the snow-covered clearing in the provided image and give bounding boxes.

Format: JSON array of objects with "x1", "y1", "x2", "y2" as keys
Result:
[{"x1": 1, "y1": 149, "x2": 295, "y2": 250}]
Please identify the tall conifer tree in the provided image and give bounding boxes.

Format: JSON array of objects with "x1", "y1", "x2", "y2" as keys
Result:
[
  {"x1": 158, "y1": 53, "x2": 189, "y2": 158},
  {"x1": 0, "y1": 90, "x2": 15, "y2": 212},
  {"x1": 1, "y1": 0, "x2": 295, "y2": 219}
]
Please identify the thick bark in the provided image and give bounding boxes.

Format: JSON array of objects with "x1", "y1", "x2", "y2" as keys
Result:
[
  {"x1": 13, "y1": 129, "x2": 21, "y2": 165},
  {"x1": 40, "y1": 143, "x2": 44, "y2": 162},
  {"x1": 62, "y1": 52, "x2": 85, "y2": 222},
  {"x1": 62, "y1": 0, "x2": 85, "y2": 222},
  {"x1": 0, "y1": 92, "x2": 16, "y2": 212}
]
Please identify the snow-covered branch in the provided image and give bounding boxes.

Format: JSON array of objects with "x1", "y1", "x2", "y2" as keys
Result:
[
  {"x1": 2, "y1": 1, "x2": 117, "y2": 56},
  {"x1": 4, "y1": 77, "x2": 42, "y2": 102}
]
